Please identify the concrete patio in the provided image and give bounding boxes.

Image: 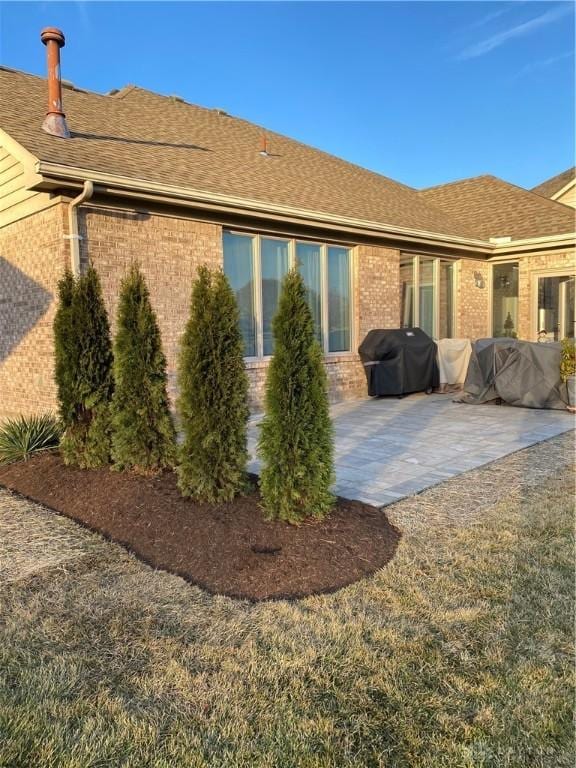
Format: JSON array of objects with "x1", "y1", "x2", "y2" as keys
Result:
[{"x1": 248, "y1": 393, "x2": 575, "y2": 507}]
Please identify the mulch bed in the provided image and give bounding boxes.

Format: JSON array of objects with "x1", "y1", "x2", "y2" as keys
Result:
[{"x1": 0, "y1": 453, "x2": 401, "y2": 601}]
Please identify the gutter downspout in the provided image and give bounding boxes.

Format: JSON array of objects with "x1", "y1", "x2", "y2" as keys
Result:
[{"x1": 66, "y1": 180, "x2": 94, "y2": 275}]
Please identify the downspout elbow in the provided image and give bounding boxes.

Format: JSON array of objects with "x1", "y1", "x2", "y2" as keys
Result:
[{"x1": 67, "y1": 180, "x2": 94, "y2": 276}]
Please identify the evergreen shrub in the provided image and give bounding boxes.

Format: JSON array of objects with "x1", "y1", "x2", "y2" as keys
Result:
[
  {"x1": 258, "y1": 269, "x2": 334, "y2": 523},
  {"x1": 177, "y1": 266, "x2": 249, "y2": 501}
]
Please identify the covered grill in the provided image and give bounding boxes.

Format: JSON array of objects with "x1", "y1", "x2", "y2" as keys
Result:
[
  {"x1": 358, "y1": 328, "x2": 439, "y2": 397},
  {"x1": 459, "y1": 338, "x2": 568, "y2": 410}
]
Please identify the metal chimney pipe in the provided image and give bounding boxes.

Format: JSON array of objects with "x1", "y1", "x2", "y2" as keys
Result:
[{"x1": 40, "y1": 27, "x2": 70, "y2": 138}]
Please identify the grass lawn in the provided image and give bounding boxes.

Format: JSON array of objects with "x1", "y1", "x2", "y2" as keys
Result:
[{"x1": 0, "y1": 464, "x2": 573, "y2": 767}]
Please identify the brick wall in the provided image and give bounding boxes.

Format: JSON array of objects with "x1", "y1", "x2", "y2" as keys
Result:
[
  {"x1": 456, "y1": 258, "x2": 490, "y2": 339},
  {"x1": 82, "y1": 212, "x2": 400, "y2": 409},
  {"x1": 517, "y1": 249, "x2": 575, "y2": 340},
  {"x1": 0, "y1": 204, "x2": 68, "y2": 419},
  {"x1": 357, "y1": 244, "x2": 401, "y2": 339},
  {"x1": 0, "y1": 203, "x2": 403, "y2": 419},
  {"x1": 246, "y1": 354, "x2": 366, "y2": 411},
  {"x1": 80, "y1": 207, "x2": 223, "y2": 405}
]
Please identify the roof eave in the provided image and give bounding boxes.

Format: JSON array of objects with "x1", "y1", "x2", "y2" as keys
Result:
[
  {"x1": 32, "y1": 160, "x2": 495, "y2": 254},
  {"x1": 489, "y1": 231, "x2": 576, "y2": 256},
  {"x1": 0, "y1": 127, "x2": 40, "y2": 171},
  {"x1": 550, "y1": 178, "x2": 576, "y2": 201}
]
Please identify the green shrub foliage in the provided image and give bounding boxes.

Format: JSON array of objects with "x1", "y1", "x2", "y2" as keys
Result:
[
  {"x1": 258, "y1": 269, "x2": 334, "y2": 523},
  {"x1": 560, "y1": 337, "x2": 576, "y2": 382},
  {"x1": 111, "y1": 264, "x2": 175, "y2": 472},
  {"x1": 53, "y1": 269, "x2": 76, "y2": 426},
  {"x1": 177, "y1": 266, "x2": 249, "y2": 501},
  {"x1": 54, "y1": 266, "x2": 114, "y2": 468}
]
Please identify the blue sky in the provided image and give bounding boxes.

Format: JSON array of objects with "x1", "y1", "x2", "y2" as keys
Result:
[{"x1": 0, "y1": 1, "x2": 574, "y2": 189}]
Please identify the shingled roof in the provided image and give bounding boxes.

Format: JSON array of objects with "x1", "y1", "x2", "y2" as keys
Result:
[
  {"x1": 531, "y1": 167, "x2": 575, "y2": 199},
  {"x1": 420, "y1": 175, "x2": 575, "y2": 241},
  {"x1": 0, "y1": 67, "x2": 483, "y2": 242}
]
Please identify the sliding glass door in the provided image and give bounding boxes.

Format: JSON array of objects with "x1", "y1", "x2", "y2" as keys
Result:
[
  {"x1": 438, "y1": 261, "x2": 455, "y2": 339},
  {"x1": 492, "y1": 262, "x2": 519, "y2": 338},
  {"x1": 418, "y1": 257, "x2": 435, "y2": 338},
  {"x1": 536, "y1": 274, "x2": 575, "y2": 341},
  {"x1": 400, "y1": 255, "x2": 455, "y2": 339}
]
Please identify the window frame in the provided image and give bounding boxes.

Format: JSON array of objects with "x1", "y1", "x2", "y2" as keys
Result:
[
  {"x1": 400, "y1": 254, "x2": 456, "y2": 339},
  {"x1": 489, "y1": 260, "x2": 520, "y2": 339},
  {"x1": 530, "y1": 267, "x2": 576, "y2": 341},
  {"x1": 224, "y1": 230, "x2": 355, "y2": 359}
]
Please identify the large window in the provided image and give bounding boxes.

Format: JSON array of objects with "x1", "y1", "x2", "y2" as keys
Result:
[
  {"x1": 400, "y1": 255, "x2": 455, "y2": 338},
  {"x1": 327, "y1": 246, "x2": 351, "y2": 352},
  {"x1": 261, "y1": 238, "x2": 289, "y2": 355},
  {"x1": 297, "y1": 242, "x2": 323, "y2": 344},
  {"x1": 223, "y1": 232, "x2": 257, "y2": 356},
  {"x1": 491, "y1": 262, "x2": 519, "y2": 338},
  {"x1": 223, "y1": 231, "x2": 353, "y2": 357}
]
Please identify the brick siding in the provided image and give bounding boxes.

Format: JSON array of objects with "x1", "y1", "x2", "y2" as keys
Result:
[
  {"x1": 80, "y1": 207, "x2": 223, "y2": 406},
  {"x1": 7, "y1": 198, "x2": 570, "y2": 422},
  {"x1": 456, "y1": 258, "x2": 491, "y2": 339},
  {"x1": 517, "y1": 250, "x2": 575, "y2": 340},
  {"x1": 0, "y1": 204, "x2": 68, "y2": 419},
  {"x1": 81, "y1": 210, "x2": 401, "y2": 410}
]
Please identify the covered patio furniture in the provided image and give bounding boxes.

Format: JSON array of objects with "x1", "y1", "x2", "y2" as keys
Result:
[
  {"x1": 436, "y1": 338, "x2": 472, "y2": 392},
  {"x1": 359, "y1": 328, "x2": 439, "y2": 397},
  {"x1": 459, "y1": 338, "x2": 568, "y2": 410}
]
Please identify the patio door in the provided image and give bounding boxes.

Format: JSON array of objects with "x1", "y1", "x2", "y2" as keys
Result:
[
  {"x1": 534, "y1": 273, "x2": 575, "y2": 341},
  {"x1": 400, "y1": 255, "x2": 455, "y2": 339}
]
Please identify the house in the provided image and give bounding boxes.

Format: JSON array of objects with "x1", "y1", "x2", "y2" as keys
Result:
[
  {"x1": 0, "y1": 28, "x2": 574, "y2": 420},
  {"x1": 532, "y1": 167, "x2": 576, "y2": 209}
]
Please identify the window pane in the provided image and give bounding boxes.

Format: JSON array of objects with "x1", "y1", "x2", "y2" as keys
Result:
[
  {"x1": 400, "y1": 257, "x2": 414, "y2": 327},
  {"x1": 223, "y1": 232, "x2": 256, "y2": 356},
  {"x1": 438, "y1": 261, "x2": 454, "y2": 339},
  {"x1": 537, "y1": 274, "x2": 575, "y2": 341},
  {"x1": 297, "y1": 242, "x2": 322, "y2": 343},
  {"x1": 261, "y1": 238, "x2": 289, "y2": 355},
  {"x1": 419, "y1": 257, "x2": 435, "y2": 337},
  {"x1": 327, "y1": 247, "x2": 350, "y2": 352},
  {"x1": 492, "y1": 263, "x2": 519, "y2": 338}
]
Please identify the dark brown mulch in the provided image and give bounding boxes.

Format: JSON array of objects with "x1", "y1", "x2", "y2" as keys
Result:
[{"x1": 0, "y1": 453, "x2": 401, "y2": 601}]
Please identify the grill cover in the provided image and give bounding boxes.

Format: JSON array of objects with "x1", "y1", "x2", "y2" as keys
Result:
[
  {"x1": 437, "y1": 338, "x2": 472, "y2": 388},
  {"x1": 460, "y1": 338, "x2": 568, "y2": 410},
  {"x1": 358, "y1": 328, "x2": 439, "y2": 396}
]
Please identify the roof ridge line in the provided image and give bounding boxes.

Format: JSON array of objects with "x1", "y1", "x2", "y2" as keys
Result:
[
  {"x1": 420, "y1": 174, "x2": 495, "y2": 193},
  {"x1": 493, "y1": 174, "x2": 576, "y2": 209}
]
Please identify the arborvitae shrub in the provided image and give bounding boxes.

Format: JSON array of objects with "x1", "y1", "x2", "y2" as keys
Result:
[
  {"x1": 258, "y1": 269, "x2": 334, "y2": 523},
  {"x1": 53, "y1": 269, "x2": 76, "y2": 426},
  {"x1": 177, "y1": 266, "x2": 249, "y2": 501},
  {"x1": 56, "y1": 266, "x2": 114, "y2": 468},
  {"x1": 111, "y1": 264, "x2": 175, "y2": 472}
]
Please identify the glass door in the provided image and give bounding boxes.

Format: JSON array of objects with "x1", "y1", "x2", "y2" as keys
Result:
[
  {"x1": 418, "y1": 257, "x2": 435, "y2": 338},
  {"x1": 400, "y1": 256, "x2": 415, "y2": 328},
  {"x1": 492, "y1": 262, "x2": 519, "y2": 338},
  {"x1": 400, "y1": 255, "x2": 455, "y2": 338},
  {"x1": 536, "y1": 274, "x2": 575, "y2": 341}
]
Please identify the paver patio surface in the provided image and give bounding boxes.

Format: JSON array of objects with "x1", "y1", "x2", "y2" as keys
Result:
[{"x1": 248, "y1": 393, "x2": 575, "y2": 506}]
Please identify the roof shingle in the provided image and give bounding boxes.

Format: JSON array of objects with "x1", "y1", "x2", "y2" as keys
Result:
[
  {"x1": 0, "y1": 67, "x2": 482, "y2": 241},
  {"x1": 420, "y1": 175, "x2": 575, "y2": 240},
  {"x1": 531, "y1": 167, "x2": 575, "y2": 199}
]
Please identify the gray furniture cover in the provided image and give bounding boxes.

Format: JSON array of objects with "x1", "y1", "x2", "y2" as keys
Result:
[{"x1": 460, "y1": 338, "x2": 568, "y2": 410}]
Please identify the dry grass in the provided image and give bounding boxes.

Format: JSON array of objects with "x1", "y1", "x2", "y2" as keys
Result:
[{"x1": 0, "y1": 456, "x2": 574, "y2": 767}]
